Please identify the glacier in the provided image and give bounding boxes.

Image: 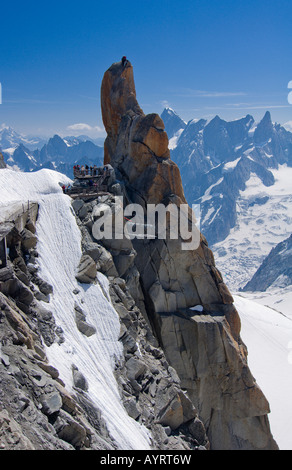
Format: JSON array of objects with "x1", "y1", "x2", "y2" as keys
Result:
[{"x1": 213, "y1": 164, "x2": 292, "y2": 290}]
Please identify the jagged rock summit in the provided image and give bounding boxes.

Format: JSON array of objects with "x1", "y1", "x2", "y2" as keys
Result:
[
  {"x1": 100, "y1": 59, "x2": 279, "y2": 450},
  {"x1": 101, "y1": 60, "x2": 185, "y2": 205}
]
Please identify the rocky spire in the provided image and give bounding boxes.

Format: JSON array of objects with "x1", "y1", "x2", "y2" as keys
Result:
[
  {"x1": 254, "y1": 111, "x2": 273, "y2": 144},
  {"x1": 101, "y1": 59, "x2": 186, "y2": 205},
  {"x1": 100, "y1": 60, "x2": 278, "y2": 450}
]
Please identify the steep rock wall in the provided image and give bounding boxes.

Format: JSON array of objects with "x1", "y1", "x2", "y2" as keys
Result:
[{"x1": 100, "y1": 59, "x2": 278, "y2": 450}]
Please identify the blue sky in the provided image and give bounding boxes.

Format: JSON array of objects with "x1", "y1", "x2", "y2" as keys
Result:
[{"x1": 0, "y1": 0, "x2": 292, "y2": 137}]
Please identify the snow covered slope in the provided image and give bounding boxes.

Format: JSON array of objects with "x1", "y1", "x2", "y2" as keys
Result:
[
  {"x1": 234, "y1": 294, "x2": 292, "y2": 450},
  {"x1": 241, "y1": 287, "x2": 292, "y2": 319},
  {"x1": 0, "y1": 168, "x2": 151, "y2": 450}
]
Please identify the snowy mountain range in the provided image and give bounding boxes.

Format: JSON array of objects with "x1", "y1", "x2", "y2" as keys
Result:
[
  {"x1": 0, "y1": 126, "x2": 103, "y2": 177},
  {"x1": 1, "y1": 109, "x2": 292, "y2": 293},
  {"x1": 162, "y1": 108, "x2": 292, "y2": 291},
  {"x1": 0, "y1": 125, "x2": 47, "y2": 151}
]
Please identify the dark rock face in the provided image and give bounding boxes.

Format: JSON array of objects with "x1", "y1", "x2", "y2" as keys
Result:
[
  {"x1": 0, "y1": 152, "x2": 6, "y2": 169},
  {"x1": 100, "y1": 60, "x2": 278, "y2": 450},
  {"x1": 242, "y1": 234, "x2": 292, "y2": 292}
]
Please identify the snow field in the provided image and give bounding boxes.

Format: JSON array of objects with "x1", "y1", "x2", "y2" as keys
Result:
[{"x1": 234, "y1": 294, "x2": 292, "y2": 450}]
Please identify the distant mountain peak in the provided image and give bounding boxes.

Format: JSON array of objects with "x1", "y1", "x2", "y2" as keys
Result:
[
  {"x1": 254, "y1": 111, "x2": 274, "y2": 144},
  {"x1": 160, "y1": 107, "x2": 186, "y2": 140},
  {"x1": 263, "y1": 110, "x2": 272, "y2": 121}
]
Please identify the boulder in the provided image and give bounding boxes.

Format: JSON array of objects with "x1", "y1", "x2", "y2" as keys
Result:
[
  {"x1": 76, "y1": 255, "x2": 97, "y2": 284},
  {"x1": 41, "y1": 391, "x2": 63, "y2": 416},
  {"x1": 54, "y1": 410, "x2": 87, "y2": 448},
  {"x1": 72, "y1": 365, "x2": 89, "y2": 392},
  {"x1": 125, "y1": 357, "x2": 147, "y2": 381},
  {"x1": 20, "y1": 228, "x2": 37, "y2": 251},
  {"x1": 74, "y1": 303, "x2": 96, "y2": 337}
]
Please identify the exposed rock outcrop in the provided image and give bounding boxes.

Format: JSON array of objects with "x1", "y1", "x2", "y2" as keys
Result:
[
  {"x1": 101, "y1": 61, "x2": 185, "y2": 206},
  {"x1": 0, "y1": 152, "x2": 6, "y2": 169},
  {"x1": 100, "y1": 59, "x2": 279, "y2": 450}
]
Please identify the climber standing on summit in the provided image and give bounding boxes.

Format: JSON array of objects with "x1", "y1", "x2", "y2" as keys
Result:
[{"x1": 122, "y1": 56, "x2": 128, "y2": 67}]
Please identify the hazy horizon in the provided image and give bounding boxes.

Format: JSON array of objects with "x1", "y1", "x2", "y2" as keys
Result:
[{"x1": 1, "y1": 0, "x2": 291, "y2": 137}]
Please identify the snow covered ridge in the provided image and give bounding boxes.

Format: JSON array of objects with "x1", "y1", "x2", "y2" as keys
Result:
[
  {"x1": 0, "y1": 168, "x2": 151, "y2": 449},
  {"x1": 0, "y1": 128, "x2": 104, "y2": 178},
  {"x1": 164, "y1": 109, "x2": 292, "y2": 238}
]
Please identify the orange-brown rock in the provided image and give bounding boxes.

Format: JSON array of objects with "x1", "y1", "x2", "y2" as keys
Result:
[
  {"x1": 101, "y1": 60, "x2": 186, "y2": 205},
  {"x1": 100, "y1": 59, "x2": 279, "y2": 450}
]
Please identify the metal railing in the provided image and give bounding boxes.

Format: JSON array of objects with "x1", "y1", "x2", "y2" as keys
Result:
[{"x1": 65, "y1": 185, "x2": 108, "y2": 197}]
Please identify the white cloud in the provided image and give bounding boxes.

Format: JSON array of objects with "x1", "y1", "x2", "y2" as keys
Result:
[
  {"x1": 66, "y1": 123, "x2": 106, "y2": 135},
  {"x1": 160, "y1": 100, "x2": 171, "y2": 109},
  {"x1": 174, "y1": 88, "x2": 247, "y2": 98},
  {"x1": 67, "y1": 123, "x2": 92, "y2": 131}
]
